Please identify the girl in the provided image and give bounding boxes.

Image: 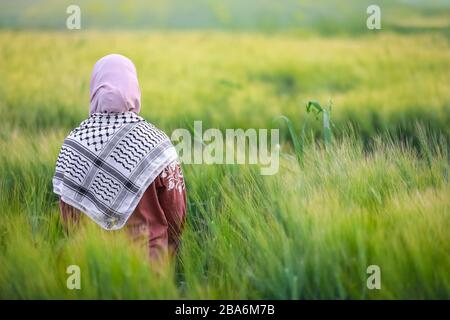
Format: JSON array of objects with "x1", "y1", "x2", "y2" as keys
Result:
[{"x1": 53, "y1": 54, "x2": 186, "y2": 260}]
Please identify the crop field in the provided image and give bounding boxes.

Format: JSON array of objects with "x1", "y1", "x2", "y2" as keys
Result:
[{"x1": 0, "y1": 1, "x2": 449, "y2": 300}]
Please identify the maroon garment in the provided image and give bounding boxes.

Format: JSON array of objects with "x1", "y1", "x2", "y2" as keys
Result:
[{"x1": 59, "y1": 162, "x2": 186, "y2": 259}]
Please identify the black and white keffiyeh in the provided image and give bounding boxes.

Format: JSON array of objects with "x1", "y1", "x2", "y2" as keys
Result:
[{"x1": 53, "y1": 112, "x2": 178, "y2": 230}]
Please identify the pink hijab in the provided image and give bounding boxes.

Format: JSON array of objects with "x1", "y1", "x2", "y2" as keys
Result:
[{"x1": 89, "y1": 54, "x2": 141, "y2": 115}]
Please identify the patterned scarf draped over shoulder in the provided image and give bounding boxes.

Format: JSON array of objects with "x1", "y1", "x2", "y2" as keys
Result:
[{"x1": 53, "y1": 112, "x2": 178, "y2": 230}]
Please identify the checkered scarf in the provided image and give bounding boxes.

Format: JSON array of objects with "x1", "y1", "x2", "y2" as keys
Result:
[{"x1": 53, "y1": 112, "x2": 178, "y2": 230}]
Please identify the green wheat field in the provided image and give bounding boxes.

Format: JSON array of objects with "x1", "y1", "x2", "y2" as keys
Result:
[{"x1": 0, "y1": 0, "x2": 449, "y2": 299}]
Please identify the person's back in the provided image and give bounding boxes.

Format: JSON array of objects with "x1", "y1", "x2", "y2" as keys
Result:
[{"x1": 54, "y1": 54, "x2": 186, "y2": 260}]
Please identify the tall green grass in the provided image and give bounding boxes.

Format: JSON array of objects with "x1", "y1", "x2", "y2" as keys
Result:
[{"x1": 0, "y1": 127, "x2": 448, "y2": 299}]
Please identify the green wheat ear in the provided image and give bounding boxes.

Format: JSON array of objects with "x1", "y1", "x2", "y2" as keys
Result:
[
  {"x1": 306, "y1": 100, "x2": 333, "y2": 146},
  {"x1": 274, "y1": 115, "x2": 304, "y2": 167}
]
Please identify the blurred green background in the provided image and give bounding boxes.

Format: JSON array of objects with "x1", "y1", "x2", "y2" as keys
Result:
[{"x1": 1, "y1": 0, "x2": 450, "y2": 35}]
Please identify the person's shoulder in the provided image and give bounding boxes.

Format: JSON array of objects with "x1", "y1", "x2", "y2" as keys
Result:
[{"x1": 140, "y1": 118, "x2": 170, "y2": 138}]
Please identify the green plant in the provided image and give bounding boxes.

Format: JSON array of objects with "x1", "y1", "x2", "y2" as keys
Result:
[{"x1": 306, "y1": 100, "x2": 334, "y2": 146}]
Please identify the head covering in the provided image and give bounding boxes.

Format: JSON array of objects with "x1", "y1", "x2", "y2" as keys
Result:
[
  {"x1": 89, "y1": 54, "x2": 141, "y2": 115},
  {"x1": 52, "y1": 55, "x2": 179, "y2": 230}
]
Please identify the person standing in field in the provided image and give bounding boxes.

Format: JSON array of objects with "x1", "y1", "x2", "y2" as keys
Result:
[{"x1": 53, "y1": 54, "x2": 186, "y2": 260}]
